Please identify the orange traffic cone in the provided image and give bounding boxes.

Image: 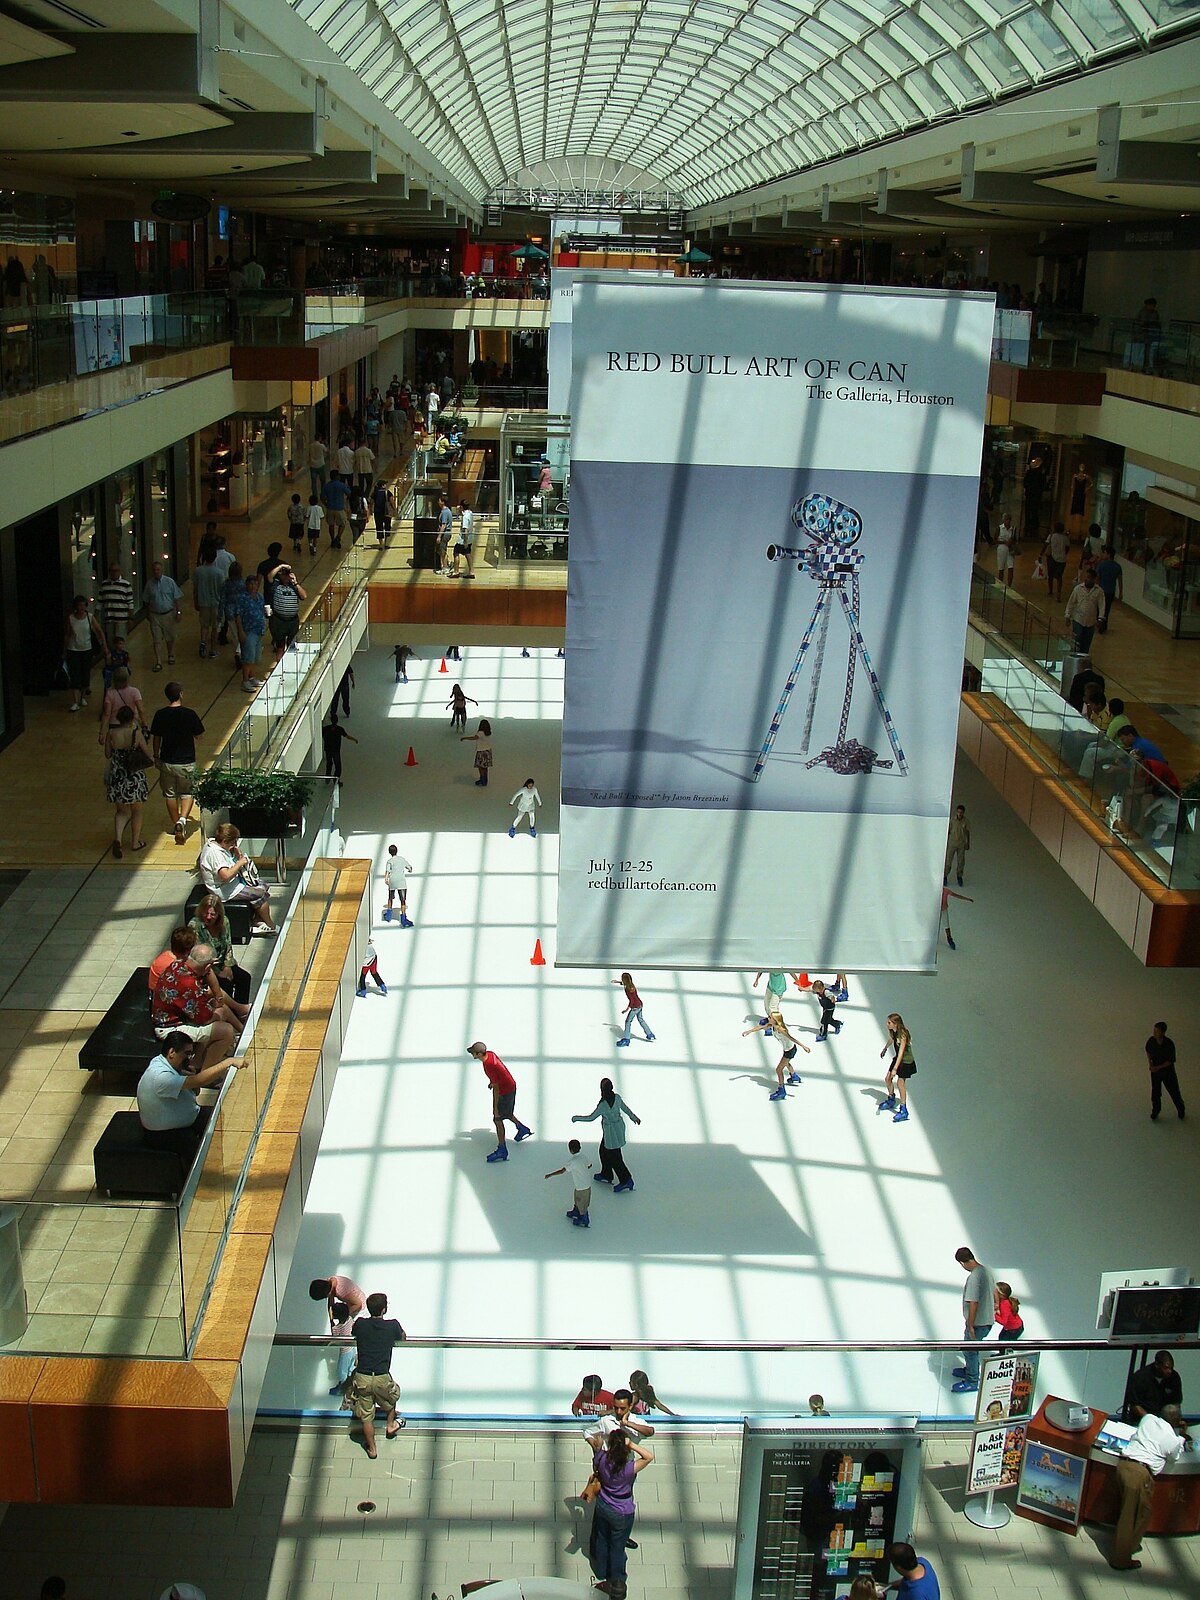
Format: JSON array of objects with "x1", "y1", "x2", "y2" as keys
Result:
[
  {"x1": 795, "y1": 971, "x2": 811, "y2": 989},
  {"x1": 439, "y1": 656, "x2": 448, "y2": 673},
  {"x1": 405, "y1": 746, "x2": 418, "y2": 767},
  {"x1": 530, "y1": 938, "x2": 546, "y2": 966}
]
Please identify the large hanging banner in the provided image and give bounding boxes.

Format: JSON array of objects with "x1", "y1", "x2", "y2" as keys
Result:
[{"x1": 558, "y1": 277, "x2": 993, "y2": 970}]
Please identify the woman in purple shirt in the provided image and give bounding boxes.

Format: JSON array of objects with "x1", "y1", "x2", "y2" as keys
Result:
[{"x1": 588, "y1": 1426, "x2": 654, "y2": 1596}]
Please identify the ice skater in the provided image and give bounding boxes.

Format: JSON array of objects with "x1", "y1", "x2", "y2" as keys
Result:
[
  {"x1": 446, "y1": 683, "x2": 477, "y2": 731},
  {"x1": 810, "y1": 980, "x2": 843, "y2": 1041},
  {"x1": 879, "y1": 1012, "x2": 916, "y2": 1122},
  {"x1": 573, "y1": 1078, "x2": 640, "y2": 1192},
  {"x1": 383, "y1": 843, "x2": 413, "y2": 927},
  {"x1": 468, "y1": 1040, "x2": 533, "y2": 1162},
  {"x1": 743, "y1": 1011, "x2": 811, "y2": 1100},
  {"x1": 356, "y1": 939, "x2": 387, "y2": 997},
  {"x1": 613, "y1": 972, "x2": 654, "y2": 1046},
  {"x1": 754, "y1": 969, "x2": 799, "y2": 1027},
  {"x1": 545, "y1": 1138, "x2": 594, "y2": 1229},
  {"x1": 393, "y1": 643, "x2": 414, "y2": 683},
  {"x1": 461, "y1": 717, "x2": 492, "y2": 785},
  {"x1": 832, "y1": 971, "x2": 850, "y2": 1001},
  {"x1": 508, "y1": 777, "x2": 542, "y2": 838},
  {"x1": 944, "y1": 803, "x2": 971, "y2": 885},
  {"x1": 940, "y1": 885, "x2": 973, "y2": 949}
]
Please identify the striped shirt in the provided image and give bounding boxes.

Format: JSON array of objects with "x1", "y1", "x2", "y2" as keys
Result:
[{"x1": 97, "y1": 576, "x2": 134, "y2": 628}]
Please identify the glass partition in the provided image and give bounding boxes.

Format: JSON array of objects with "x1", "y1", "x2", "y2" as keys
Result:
[
  {"x1": 264, "y1": 1335, "x2": 1200, "y2": 1429},
  {"x1": 0, "y1": 292, "x2": 224, "y2": 397},
  {"x1": 969, "y1": 565, "x2": 1198, "y2": 888}
]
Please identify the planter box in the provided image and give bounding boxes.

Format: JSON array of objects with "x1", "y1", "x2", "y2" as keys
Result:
[{"x1": 229, "y1": 805, "x2": 303, "y2": 839}]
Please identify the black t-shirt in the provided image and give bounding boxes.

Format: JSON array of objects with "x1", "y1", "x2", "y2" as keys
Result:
[
  {"x1": 352, "y1": 1315, "x2": 406, "y2": 1374},
  {"x1": 1145, "y1": 1035, "x2": 1176, "y2": 1070},
  {"x1": 322, "y1": 723, "x2": 346, "y2": 751},
  {"x1": 1127, "y1": 1363, "x2": 1182, "y2": 1418},
  {"x1": 150, "y1": 705, "x2": 205, "y2": 764}
]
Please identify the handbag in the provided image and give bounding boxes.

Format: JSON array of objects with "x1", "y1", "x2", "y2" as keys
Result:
[
  {"x1": 127, "y1": 740, "x2": 155, "y2": 772},
  {"x1": 239, "y1": 855, "x2": 262, "y2": 888},
  {"x1": 580, "y1": 1473, "x2": 602, "y2": 1504}
]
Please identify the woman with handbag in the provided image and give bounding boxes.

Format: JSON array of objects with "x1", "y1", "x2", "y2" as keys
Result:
[
  {"x1": 64, "y1": 594, "x2": 108, "y2": 712},
  {"x1": 198, "y1": 821, "x2": 277, "y2": 936},
  {"x1": 586, "y1": 1425, "x2": 653, "y2": 1598},
  {"x1": 103, "y1": 706, "x2": 151, "y2": 856}
]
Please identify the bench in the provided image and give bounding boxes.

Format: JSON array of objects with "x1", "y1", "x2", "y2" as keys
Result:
[
  {"x1": 184, "y1": 882, "x2": 253, "y2": 944},
  {"x1": 93, "y1": 1110, "x2": 188, "y2": 1199},
  {"x1": 78, "y1": 966, "x2": 159, "y2": 1078}
]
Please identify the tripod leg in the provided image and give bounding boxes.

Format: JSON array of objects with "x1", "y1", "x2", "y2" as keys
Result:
[
  {"x1": 800, "y1": 600, "x2": 830, "y2": 754},
  {"x1": 752, "y1": 593, "x2": 828, "y2": 781},
  {"x1": 837, "y1": 589, "x2": 909, "y2": 775}
]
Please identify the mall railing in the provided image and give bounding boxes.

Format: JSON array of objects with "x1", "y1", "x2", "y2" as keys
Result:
[
  {"x1": 265, "y1": 1333, "x2": 1200, "y2": 1429},
  {"x1": 994, "y1": 309, "x2": 1200, "y2": 381},
  {"x1": 206, "y1": 540, "x2": 372, "y2": 772},
  {"x1": 0, "y1": 292, "x2": 225, "y2": 394},
  {"x1": 4, "y1": 778, "x2": 344, "y2": 1360},
  {"x1": 969, "y1": 566, "x2": 1199, "y2": 890}
]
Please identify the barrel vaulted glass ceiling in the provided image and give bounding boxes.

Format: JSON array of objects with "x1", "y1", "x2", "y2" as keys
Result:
[{"x1": 291, "y1": 0, "x2": 1200, "y2": 204}]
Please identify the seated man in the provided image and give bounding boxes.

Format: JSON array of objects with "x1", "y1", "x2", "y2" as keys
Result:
[
  {"x1": 151, "y1": 942, "x2": 242, "y2": 1071},
  {"x1": 1114, "y1": 723, "x2": 1167, "y2": 766},
  {"x1": 136, "y1": 1030, "x2": 239, "y2": 1163},
  {"x1": 1124, "y1": 1349, "x2": 1184, "y2": 1423}
]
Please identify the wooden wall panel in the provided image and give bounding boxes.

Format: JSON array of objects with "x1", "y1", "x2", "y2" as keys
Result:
[
  {"x1": 368, "y1": 581, "x2": 566, "y2": 628},
  {"x1": 0, "y1": 1358, "x2": 44, "y2": 1502}
]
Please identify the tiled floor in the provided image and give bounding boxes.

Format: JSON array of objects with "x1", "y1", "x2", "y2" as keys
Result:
[{"x1": 0, "y1": 1422, "x2": 1197, "y2": 1600}]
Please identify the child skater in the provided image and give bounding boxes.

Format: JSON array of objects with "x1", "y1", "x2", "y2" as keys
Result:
[
  {"x1": 613, "y1": 972, "x2": 654, "y2": 1046},
  {"x1": 446, "y1": 682, "x2": 477, "y2": 731},
  {"x1": 383, "y1": 843, "x2": 413, "y2": 927},
  {"x1": 545, "y1": 1138, "x2": 594, "y2": 1229},
  {"x1": 743, "y1": 1010, "x2": 811, "y2": 1101},
  {"x1": 393, "y1": 643, "x2": 414, "y2": 683},
  {"x1": 879, "y1": 1012, "x2": 915, "y2": 1122},
  {"x1": 810, "y1": 979, "x2": 843, "y2": 1042},
  {"x1": 508, "y1": 777, "x2": 542, "y2": 838},
  {"x1": 356, "y1": 938, "x2": 387, "y2": 997},
  {"x1": 940, "y1": 885, "x2": 973, "y2": 949}
]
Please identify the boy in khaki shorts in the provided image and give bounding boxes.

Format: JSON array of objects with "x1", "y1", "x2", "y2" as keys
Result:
[
  {"x1": 347, "y1": 1292, "x2": 406, "y2": 1456},
  {"x1": 546, "y1": 1137, "x2": 594, "y2": 1229}
]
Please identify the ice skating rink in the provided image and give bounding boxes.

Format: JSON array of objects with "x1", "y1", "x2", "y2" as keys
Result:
[{"x1": 264, "y1": 645, "x2": 1200, "y2": 1420}]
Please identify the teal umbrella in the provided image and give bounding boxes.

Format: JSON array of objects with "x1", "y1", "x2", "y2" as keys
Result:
[
  {"x1": 676, "y1": 245, "x2": 711, "y2": 263},
  {"x1": 512, "y1": 243, "x2": 550, "y2": 260}
]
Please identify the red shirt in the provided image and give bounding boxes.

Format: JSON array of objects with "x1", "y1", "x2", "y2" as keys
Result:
[
  {"x1": 624, "y1": 984, "x2": 642, "y2": 1009},
  {"x1": 148, "y1": 949, "x2": 176, "y2": 992},
  {"x1": 482, "y1": 1050, "x2": 516, "y2": 1095},
  {"x1": 572, "y1": 1387, "x2": 615, "y2": 1415},
  {"x1": 152, "y1": 959, "x2": 214, "y2": 1031}
]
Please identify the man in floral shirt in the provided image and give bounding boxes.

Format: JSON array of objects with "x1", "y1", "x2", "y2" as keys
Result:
[
  {"x1": 235, "y1": 571, "x2": 268, "y2": 694},
  {"x1": 151, "y1": 942, "x2": 242, "y2": 1069}
]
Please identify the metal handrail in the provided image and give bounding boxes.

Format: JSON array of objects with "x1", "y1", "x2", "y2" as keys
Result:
[{"x1": 274, "y1": 1333, "x2": 1200, "y2": 1353}]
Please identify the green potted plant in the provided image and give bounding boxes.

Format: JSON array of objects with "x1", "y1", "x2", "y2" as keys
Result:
[
  {"x1": 440, "y1": 410, "x2": 469, "y2": 434},
  {"x1": 192, "y1": 767, "x2": 315, "y2": 838}
]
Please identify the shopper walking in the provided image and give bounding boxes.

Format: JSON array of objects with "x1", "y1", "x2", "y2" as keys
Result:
[
  {"x1": 743, "y1": 1011, "x2": 811, "y2": 1100},
  {"x1": 97, "y1": 561, "x2": 135, "y2": 648},
  {"x1": 587, "y1": 1425, "x2": 654, "y2": 1598},
  {"x1": 287, "y1": 492, "x2": 306, "y2": 553},
  {"x1": 508, "y1": 776, "x2": 541, "y2": 837},
  {"x1": 944, "y1": 803, "x2": 971, "y2": 885},
  {"x1": 454, "y1": 500, "x2": 476, "y2": 577},
  {"x1": 1065, "y1": 567, "x2": 1105, "y2": 655},
  {"x1": 468, "y1": 1041, "x2": 533, "y2": 1162},
  {"x1": 142, "y1": 561, "x2": 183, "y2": 671},
  {"x1": 878, "y1": 1012, "x2": 916, "y2": 1122},
  {"x1": 267, "y1": 563, "x2": 306, "y2": 658},
  {"x1": 150, "y1": 680, "x2": 204, "y2": 843},
  {"x1": 1038, "y1": 521, "x2": 1071, "y2": 602},
  {"x1": 63, "y1": 595, "x2": 108, "y2": 711},
  {"x1": 573, "y1": 1078, "x2": 641, "y2": 1192},
  {"x1": 613, "y1": 971, "x2": 654, "y2": 1046},
  {"x1": 1145, "y1": 1020, "x2": 1185, "y2": 1121},
  {"x1": 372, "y1": 480, "x2": 394, "y2": 545},
  {"x1": 103, "y1": 706, "x2": 150, "y2": 856},
  {"x1": 952, "y1": 1246, "x2": 998, "y2": 1393},
  {"x1": 460, "y1": 717, "x2": 492, "y2": 784},
  {"x1": 233, "y1": 573, "x2": 268, "y2": 693}
]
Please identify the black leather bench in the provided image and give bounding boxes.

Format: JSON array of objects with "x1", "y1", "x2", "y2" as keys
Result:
[
  {"x1": 78, "y1": 966, "x2": 158, "y2": 1078},
  {"x1": 184, "y1": 882, "x2": 253, "y2": 945},
  {"x1": 93, "y1": 1111, "x2": 188, "y2": 1199}
]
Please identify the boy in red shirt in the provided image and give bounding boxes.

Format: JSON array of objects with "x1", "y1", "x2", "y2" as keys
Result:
[{"x1": 468, "y1": 1041, "x2": 533, "y2": 1162}]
